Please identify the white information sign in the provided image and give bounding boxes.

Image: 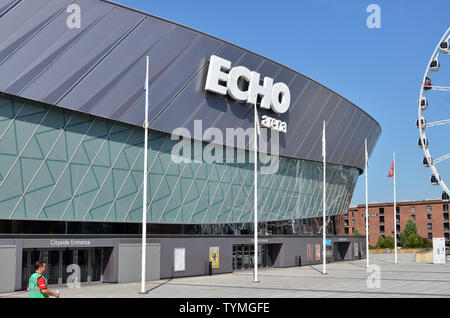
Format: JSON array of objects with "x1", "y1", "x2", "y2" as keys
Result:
[
  {"x1": 433, "y1": 238, "x2": 446, "y2": 264},
  {"x1": 174, "y1": 248, "x2": 186, "y2": 271}
]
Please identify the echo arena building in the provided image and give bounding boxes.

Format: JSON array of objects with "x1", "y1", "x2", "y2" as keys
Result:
[{"x1": 0, "y1": 0, "x2": 381, "y2": 292}]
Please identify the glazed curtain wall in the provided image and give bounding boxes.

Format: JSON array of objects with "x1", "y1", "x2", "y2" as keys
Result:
[{"x1": 0, "y1": 95, "x2": 359, "y2": 224}]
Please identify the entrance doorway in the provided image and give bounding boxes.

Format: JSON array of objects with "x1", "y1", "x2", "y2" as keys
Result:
[
  {"x1": 333, "y1": 242, "x2": 350, "y2": 261},
  {"x1": 232, "y1": 244, "x2": 281, "y2": 271},
  {"x1": 21, "y1": 247, "x2": 112, "y2": 290}
]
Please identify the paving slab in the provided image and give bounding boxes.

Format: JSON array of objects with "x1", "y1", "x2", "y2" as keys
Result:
[{"x1": 2, "y1": 254, "x2": 449, "y2": 298}]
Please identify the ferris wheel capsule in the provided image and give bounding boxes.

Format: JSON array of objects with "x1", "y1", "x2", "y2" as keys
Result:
[
  {"x1": 440, "y1": 40, "x2": 449, "y2": 52},
  {"x1": 431, "y1": 174, "x2": 441, "y2": 185},
  {"x1": 430, "y1": 59, "x2": 440, "y2": 71},
  {"x1": 418, "y1": 137, "x2": 428, "y2": 149},
  {"x1": 416, "y1": 117, "x2": 426, "y2": 129},
  {"x1": 423, "y1": 156, "x2": 432, "y2": 167},
  {"x1": 418, "y1": 97, "x2": 428, "y2": 110},
  {"x1": 442, "y1": 191, "x2": 450, "y2": 201},
  {"x1": 423, "y1": 77, "x2": 432, "y2": 90}
]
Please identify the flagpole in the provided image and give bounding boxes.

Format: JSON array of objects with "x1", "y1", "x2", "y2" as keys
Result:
[
  {"x1": 365, "y1": 139, "x2": 369, "y2": 268},
  {"x1": 393, "y1": 152, "x2": 398, "y2": 264},
  {"x1": 253, "y1": 104, "x2": 259, "y2": 283},
  {"x1": 322, "y1": 121, "x2": 327, "y2": 275},
  {"x1": 140, "y1": 56, "x2": 149, "y2": 294}
]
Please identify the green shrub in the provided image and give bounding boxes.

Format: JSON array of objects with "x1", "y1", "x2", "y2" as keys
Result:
[{"x1": 375, "y1": 235, "x2": 394, "y2": 249}]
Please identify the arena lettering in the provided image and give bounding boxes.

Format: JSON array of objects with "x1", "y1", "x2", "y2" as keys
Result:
[{"x1": 205, "y1": 55, "x2": 291, "y2": 114}]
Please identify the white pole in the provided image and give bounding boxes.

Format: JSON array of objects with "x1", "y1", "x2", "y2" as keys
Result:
[
  {"x1": 365, "y1": 139, "x2": 369, "y2": 268},
  {"x1": 322, "y1": 121, "x2": 327, "y2": 275},
  {"x1": 140, "y1": 56, "x2": 149, "y2": 294},
  {"x1": 393, "y1": 152, "x2": 398, "y2": 264},
  {"x1": 253, "y1": 105, "x2": 259, "y2": 283}
]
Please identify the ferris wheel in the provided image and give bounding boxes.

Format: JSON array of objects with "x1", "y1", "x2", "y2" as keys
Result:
[{"x1": 417, "y1": 27, "x2": 450, "y2": 201}]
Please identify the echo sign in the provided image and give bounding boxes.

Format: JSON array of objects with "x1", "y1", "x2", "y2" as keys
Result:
[{"x1": 205, "y1": 55, "x2": 291, "y2": 115}]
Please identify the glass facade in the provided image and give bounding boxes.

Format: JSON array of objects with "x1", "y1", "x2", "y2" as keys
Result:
[{"x1": 0, "y1": 94, "x2": 358, "y2": 225}]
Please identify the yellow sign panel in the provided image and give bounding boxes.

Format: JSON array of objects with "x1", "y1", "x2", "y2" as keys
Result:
[{"x1": 209, "y1": 247, "x2": 219, "y2": 269}]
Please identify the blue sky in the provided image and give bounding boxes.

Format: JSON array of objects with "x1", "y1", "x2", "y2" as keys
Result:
[{"x1": 116, "y1": 0, "x2": 450, "y2": 205}]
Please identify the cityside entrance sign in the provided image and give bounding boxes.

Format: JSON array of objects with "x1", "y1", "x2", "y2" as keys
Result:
[{"x1": 205, "y1": 55, "x2": 290, "y2": 132}]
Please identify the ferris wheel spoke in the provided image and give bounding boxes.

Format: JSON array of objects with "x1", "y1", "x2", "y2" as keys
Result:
[
  {"x1": 426, "y1": 119, "x2": 450, "y2": 127},
  {"x1": 430, "y1": 86, "x2": 450, "y2": 92},
  {"x1": 433, "y1": 153, "x2": 450, "y2": 165}
]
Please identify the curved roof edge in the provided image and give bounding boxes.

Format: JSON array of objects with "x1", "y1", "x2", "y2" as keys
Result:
[{"x1": 100, "y1": 0, "x2": 381, "y2": 134}]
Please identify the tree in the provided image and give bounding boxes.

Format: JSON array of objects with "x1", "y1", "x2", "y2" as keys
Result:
[
  {"x1": 399, "y1": 220, "x2": 432, "y2": 248},
  {"x1": 376, "y1": 235, "x2": 394, "y2": 249},
  {"x1": 399, "y1": 220, "x2": 418, "y2": 246},
  {"x1": 353, "y1": 228, "x2": 363, "y2": 236}
]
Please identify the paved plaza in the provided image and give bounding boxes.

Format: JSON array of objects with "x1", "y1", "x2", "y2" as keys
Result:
[{"x1": 2, "y1": 254, "x2": 450, "y2": 298}]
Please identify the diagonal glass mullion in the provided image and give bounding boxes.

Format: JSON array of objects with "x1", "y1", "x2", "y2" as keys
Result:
[
  {"x1": 186, "y1": 162, "x2": 221, "y2": 224},
  {"x1": 212, "y1": 162, "x2": 241, "y2": 223},
  {"x1": 200, "y1": 163, "x2": 232, "y2": 224},
  {"x1": 266, "y1": 159, "x2": 292, "y2": 221},
  {"x1": 304, "y1": 165, "x2": 319, "y2": 218},
  {"x1": 34, "y1": 118, "x2": 98, "y2": 220},
  {"x1": 295, "y1": 162, "x2": 314, "y2": 219},
  {"x1": 81, "y1": 127, "x2": 135, "y2": 220},
  {"x1": 258, "y1": 165, "x2": 279, "y2": 220},
  {"x1": 121, "y1": 133, "x2": 172, "y2": 222},
  {"x1": 225, "y1": 166, "x2": 253, "y2": 224},
  {"x1": 102, "y1": 142, "x2": 144, "y2": 221},
  {"x1": 236, "y1": 165, "x2": 257, "y2": 223},
  {"x1": 0, "y1": 105, "x2": 50, "y2": 192},
  {"x1": 171, "y1": 162, "x2": 207, "y2": 224},
  {"x1": 0, "y1": 101, "x2": 25, "y2": 154},
  {"x1": 274, "y1": 159, "x2": 298, "y2": 221},
  {"x1": 7, "y1": 113, "x2": 75, "y2": 219},
  {"x1": 157, "y1": 160, "x2": 190, "y2": 223},
  {"x1": 277, "y1": 160, "x2": 298, "y2": 221},
  {"x1": 59, "y1": 121, "x2": 120, "y2": 220}
]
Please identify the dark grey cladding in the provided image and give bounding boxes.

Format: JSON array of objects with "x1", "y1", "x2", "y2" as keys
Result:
[{"x1": 0, "y1": 0, "x2": 381, "y2": 172}]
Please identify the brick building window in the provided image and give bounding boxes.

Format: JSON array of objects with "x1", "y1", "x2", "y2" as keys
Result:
[
  {"x1": 344, "y1": 228, "x2": 349, "y2": 235},
  {"x1": 411, "y1": 215, "x2": 416, "y2": 221},
  {"x1": 444, "y1": 223, "x2": 449, "y2": 231},
  {"x1": 427, "y1": 206, "x2": 432, "y2": 211},
  {"x1": 445, "y1": 213, "x2": 449, "y2": 220},
  {"x1": 428, "y1": 233, "x2": 433, "y2": 240},
  {"x1": 445, "y1": 233, "x2": 449, "y2": 241},
  {"x1": 396, "y1": 207, "x2": 400, "y2": 213},
  {"x1": 344, "y1": 212, "x2": 348, "y2": 218},
  {"x1": 380, "y1": 216, "x2": 384, "y2": 223},
  {"x1": 396, "y1": 215, "x2": 400, "y2": 223},
  {"x1": 379, "y1": 208, "x2": 384, "y2": 214},
  {"x1": 352, "y1": 212, "x2": 355, "y2": 217},
  {"x1": 427, "y1": 223, "x2": 432, "y2": 230},
  {"x1": 427, "y1": 214, "x2": 432, "y2": 220},
  {"x1": 444, "y1": 204, "x2": 448, "y2": 212},
  {"x1": 344, "y1": 220, "x2": 348, "y2": 226},
  {"x1": 352, "y1": 220, "x2": 355, "y2": 225},
  {"x1": 410, "y1": 206, "x2": 416, "y2": 212},
  {"x1": 380, "y1": 226, "x2": 385, "y2": 233}
]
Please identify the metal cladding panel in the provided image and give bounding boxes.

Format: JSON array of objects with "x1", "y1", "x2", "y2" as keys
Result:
[{"x1": 0, "y1": 0, "x2": 381, "y2": 171}]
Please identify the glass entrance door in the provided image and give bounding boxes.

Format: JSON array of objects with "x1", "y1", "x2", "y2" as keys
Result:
[
  {"x1": 21, "y1": 247, "x2": 109, "y2": 290},
  {"x1": 46, "y1": 250, "x2": 60, "y2": 285}
]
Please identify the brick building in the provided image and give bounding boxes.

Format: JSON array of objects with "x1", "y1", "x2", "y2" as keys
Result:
[{"x1": 335, "y1": 200, "x2": 450, "y2": 247}]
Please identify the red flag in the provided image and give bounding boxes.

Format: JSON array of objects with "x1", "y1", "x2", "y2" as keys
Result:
[{"x1": 387, "y1": 160, "x2": 395, "y2": 177}]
